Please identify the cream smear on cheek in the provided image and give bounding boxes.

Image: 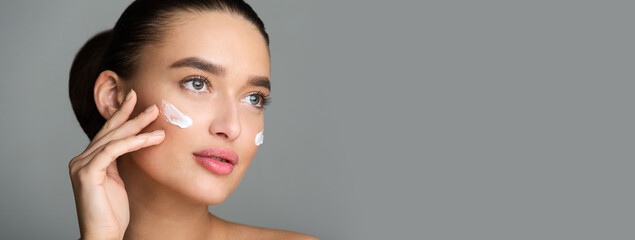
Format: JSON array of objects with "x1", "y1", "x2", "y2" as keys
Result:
[
  {"x1": 255, "y1": 130, "x2": 264, "y2": 146},
  {"x1": 161, "y1": 99, "x2": 193, "y2": 128}
]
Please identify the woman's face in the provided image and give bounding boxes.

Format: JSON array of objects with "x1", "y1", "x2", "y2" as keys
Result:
[{"x1": 123, "y1": 11, "x2": 270, "y2": 205}]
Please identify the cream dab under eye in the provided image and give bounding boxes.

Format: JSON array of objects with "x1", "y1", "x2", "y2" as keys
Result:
[
  {"x1": 161, "y1": 100, "x2": 193, "y2": 128},
  {"x1": 255, "y1": 130, "x2": 264, "y2": 146}
]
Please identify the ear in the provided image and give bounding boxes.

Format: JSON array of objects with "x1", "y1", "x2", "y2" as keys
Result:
[{"x1": 94, "y1": 70, "x2": 127, "y2": 120}]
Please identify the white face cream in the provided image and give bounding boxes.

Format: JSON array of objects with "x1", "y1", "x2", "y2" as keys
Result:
[
  {"x1": 161, "y1": 99, "x2": 193, "y2": 128},
  {"x1": 255, "y1": 130, "x2": 264, "y2": 146}
]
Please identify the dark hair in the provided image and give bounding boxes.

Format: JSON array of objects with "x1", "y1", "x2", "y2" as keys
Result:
[{"x1": 69, "y1": 0, "x2": 269, "y2": 140}]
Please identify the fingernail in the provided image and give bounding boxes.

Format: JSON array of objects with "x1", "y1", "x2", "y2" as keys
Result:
[
  {"x1": 136, "y1": 130, "x2": 164, "y2": 140},
  {"x1": 125, "y1": 90, "x2": 134, "y2": 102},
  {"x1": 136, "y1": 133, "x2": 150, "y2": 139},
  {"x1": 144, "y1": 105, "x2": 156, "y2": 113},
  {"x1": 151, "y1": 130, "x2": 165, "y2": 136}
]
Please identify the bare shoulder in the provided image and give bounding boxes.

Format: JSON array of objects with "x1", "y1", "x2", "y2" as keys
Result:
[
  {"x1": 223, "y1": 220, "x2": 319, "y2": 240},
  {"x1": 248, "y1": 226, "x2": 318, "y2": 240}
]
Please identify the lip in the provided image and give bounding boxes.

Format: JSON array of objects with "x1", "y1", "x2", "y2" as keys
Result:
[{"x1": 193, "y1": 147, "x2": 239, "y2": 175}]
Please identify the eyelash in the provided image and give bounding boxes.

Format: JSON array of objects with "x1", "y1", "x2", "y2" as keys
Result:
[{"x1": 179, "y1": 75, "x2": 271, "y2": 110}]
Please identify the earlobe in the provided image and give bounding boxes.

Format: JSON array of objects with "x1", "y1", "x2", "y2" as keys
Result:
[{"x1": 94, "y1": 70, "x2": 126, "y2": 120}]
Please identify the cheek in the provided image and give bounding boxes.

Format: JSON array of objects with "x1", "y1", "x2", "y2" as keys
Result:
[
  {"x1": 161, "y1": 100, "x2": 193, "y2": 129},
  {"x1": 236, "y1": 117, "x2": 264, "y2": 167},
  {"x1": 128, "y1": 98, "x2": 196, "y2": 171},
  {"x1": 131, "y1": 117, "x2": 188, "y2": 165},
  {"x1": 127, "y1": 120, "x2": 203, "y2": 192}
]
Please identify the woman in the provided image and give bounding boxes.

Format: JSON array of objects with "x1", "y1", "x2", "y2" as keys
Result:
[{"x1": 68, "y1": 0, "x2": 316, "y2": 239}]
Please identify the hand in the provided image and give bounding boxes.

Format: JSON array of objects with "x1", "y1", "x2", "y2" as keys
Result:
[{"x1": 68, "y1": 90, "x2": 164, "y2": 240}]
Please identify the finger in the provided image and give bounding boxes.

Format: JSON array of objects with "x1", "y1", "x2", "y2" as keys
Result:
[
  {"x1": 80, "y1": 130, "x2": 165, "y2": 175},
  {"x1": 91, "y1": 89, "x2": 137, "y2": 142},
  {"x1": 80, "y1": 126, "x2": 163, "y2": 170},
  {"x1": 68, "y1": 144, "x2": 107, "y2": 181},
  {"x1": 83, "y1": 104, "x2": 159, "y2": 156}
]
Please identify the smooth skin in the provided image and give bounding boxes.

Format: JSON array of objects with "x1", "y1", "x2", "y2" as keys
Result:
[{"x1": 69, "y1": 11, "x2": 317, "y2": 240}]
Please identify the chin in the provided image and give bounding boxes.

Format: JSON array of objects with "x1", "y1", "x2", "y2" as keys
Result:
[{"x1": 181, "y1": 175, "x2": 238, "y2": 205}]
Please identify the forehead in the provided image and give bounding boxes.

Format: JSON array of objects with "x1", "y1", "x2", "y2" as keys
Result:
[{"x1": 142, "y1": 11, "x2": 270, "y2": 78}]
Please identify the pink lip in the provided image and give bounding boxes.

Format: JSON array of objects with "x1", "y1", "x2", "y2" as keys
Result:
[{"x1": 193, "y1": 147, "x2": 239, "y2": 175}]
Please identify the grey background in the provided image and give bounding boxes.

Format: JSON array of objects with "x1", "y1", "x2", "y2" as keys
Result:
[{"x1": 0, "y1": 0, "x2": 633, "y2": 239}]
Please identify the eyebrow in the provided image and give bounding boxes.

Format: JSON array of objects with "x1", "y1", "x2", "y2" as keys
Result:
[
  {"x1": 170, "y1": 57, "x2": 226, "y2": 76},
  {"x1": 170, "y1": 56, "x2": 271, "y2": 91},
  {"x1": 248, "y1": 77, "x2": 271, "y2": 92}
]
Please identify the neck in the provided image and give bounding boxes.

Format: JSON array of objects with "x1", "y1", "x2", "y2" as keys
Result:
[{"x1": 118, "y1": 156, "x2": 224, "y2": 240}]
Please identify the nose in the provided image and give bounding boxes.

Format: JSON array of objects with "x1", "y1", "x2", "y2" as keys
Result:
[{"x1": 209, "y1": 97, "x2": 241, "y2": 141}]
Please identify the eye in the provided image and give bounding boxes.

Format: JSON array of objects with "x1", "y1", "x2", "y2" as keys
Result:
[
  {"x1": 240, "y1": 93, "x2": 265, "y2": 108},
  {"x1": 182, "y1": 77, "x2": 209, "y2": 92}
]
